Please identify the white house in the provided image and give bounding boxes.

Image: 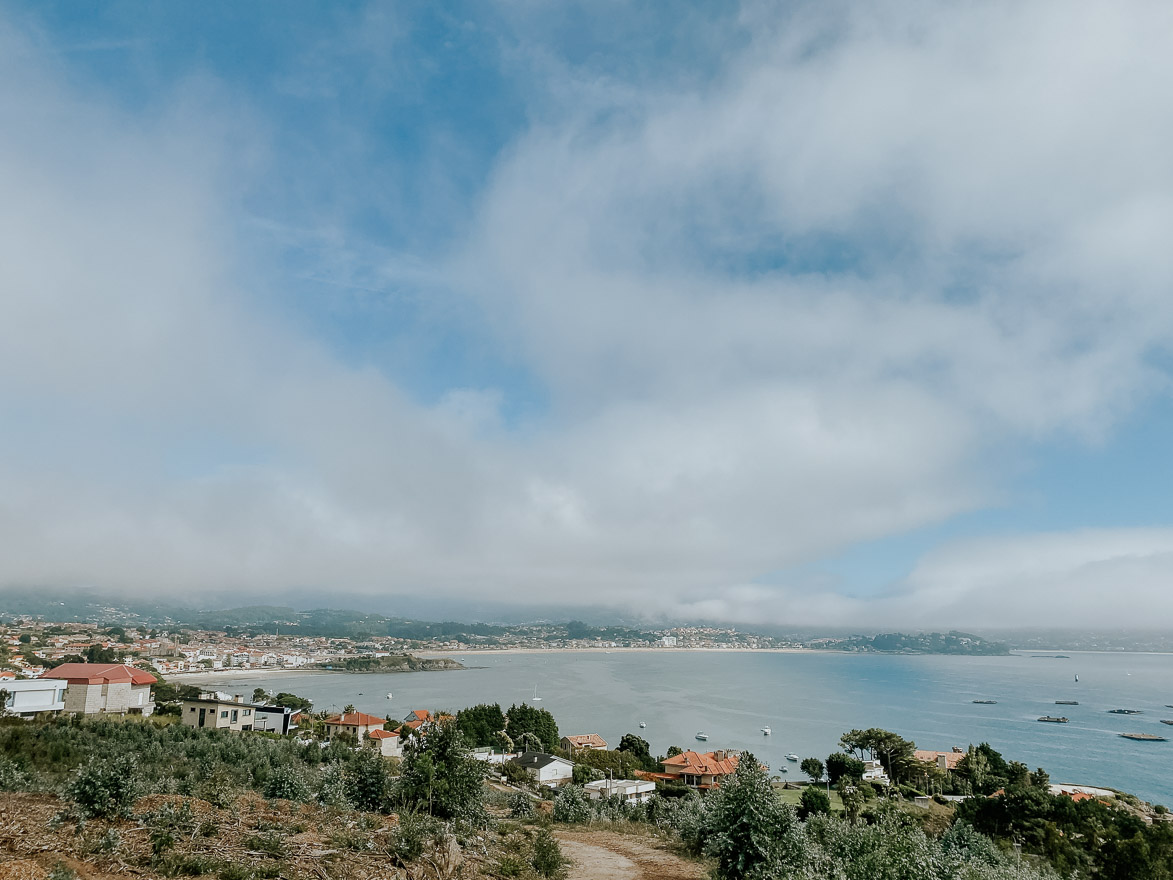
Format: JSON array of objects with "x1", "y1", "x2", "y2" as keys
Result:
[
  {"x1": 862, "y1": 759, "x2": 890, "y2": 785},
  {"x1": 324, "y1": 711, "x2": 387, "y2": 740},
  {"x1": 42, "y1": 663, "x2": 156, "y2": 716},
  {"x1": 584, "y1": 778, "x2": 656, "y2": 804},
  {"x1": 509, "y1": 752, "x2": 575, "y2": 786},
  {"x1": 0, "y1": 678, "x2": 67, "y2": 717},
  {"x1": 659, "y1": 636, "x2": 678, "y2": 647},
  {"x1": 367, "y1": 728, "x2": 403, "y2": 758}
]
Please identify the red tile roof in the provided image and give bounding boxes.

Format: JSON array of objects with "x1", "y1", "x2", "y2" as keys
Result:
[
  {"x1": 325, "y1": 712, "x2": 386, "y2": 727},
  {"x1": 42, "y1": 663, "x2": 157, "y2": 686},
  {"x1": 562, "y1": 733, "x2": 608, "y2": 749},
  {"x1": 914, "y1": 750, "x2": 966, "y2": 770},
  {"x1": 661, "y1": 750, "x2": 740, "y2": 777},
  {"x1": 368, "y1": 729, "x2": 399, "y2": 739},
  {"x1": 404, "y1": 709, "x2": 433, "y2": 730}
]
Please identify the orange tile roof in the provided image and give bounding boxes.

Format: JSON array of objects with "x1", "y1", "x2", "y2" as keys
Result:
[
  {"x1": 914, "y1": 750, "x2": 965, "y2": 770},
  {"x1": 42, "y1": 663, "x2": 157, "y2": 686},
  {"x1": 325, "y1": 712, "x2": 386, "y2": 726},
  {"x1": 661, "y1": 750, "x2": 740, "y2": 777},
  {"x1": 404, "y1": 709, "x2": 433, "y2": 730},
  {"x1": 368, "y1": 729, "x2": 399, "y2": 739},
  {"x1": 563, "y1": 733, "x2": 608, "y2": 749}
]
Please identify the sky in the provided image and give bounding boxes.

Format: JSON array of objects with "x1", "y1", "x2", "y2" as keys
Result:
[{"x1": 1, "y1": 0, "x2": 1172, "y2": 629}]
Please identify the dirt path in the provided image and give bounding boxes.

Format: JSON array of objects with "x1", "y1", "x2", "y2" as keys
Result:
[{"x1": 554, "y1": 830, "x2": 708, "y2": 880}]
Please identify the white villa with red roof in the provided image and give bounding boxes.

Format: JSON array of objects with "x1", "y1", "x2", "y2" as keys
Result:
[
  {"x1": 324, "y1": 711, "x2": 386, "y2": 740},
  {"x1": 42, "y1": 663, "x2": 157, "y2": 716},
  {"x1": 367, "y1": 728, "x2": 403, "y2": 757}
]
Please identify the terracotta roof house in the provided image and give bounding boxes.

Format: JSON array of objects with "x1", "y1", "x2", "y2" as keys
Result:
[
  {"x1": 650, "y1": 749, "x2": 741, "y2": 790},
  {"x1": 914, "y1": 748, "x2": 966, "y2": 772},
  {"x1": 42, "y1": 663, "x2": 157, "y2": 716},
  {"x1": 560, "y1": 733, "x2": 608, "y2": 752},
  {"x1": 367, "y1": 728, "x2": 403, "y2": 757},
  {"x1": 324, "y1": 711, "x2": 387, "y2": 740},
  {"x1": 403, "y1": 709, "x2": 433, "y2": 730}
]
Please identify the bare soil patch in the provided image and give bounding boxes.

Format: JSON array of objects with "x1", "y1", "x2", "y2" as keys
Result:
[{"x1": 554, "y1": 830, "x2": 707, "y2": 880}]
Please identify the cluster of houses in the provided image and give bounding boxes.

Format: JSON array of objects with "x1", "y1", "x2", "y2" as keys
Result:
[{"x1": 1, "y1": 662, "x2": 750, "y2": 802}]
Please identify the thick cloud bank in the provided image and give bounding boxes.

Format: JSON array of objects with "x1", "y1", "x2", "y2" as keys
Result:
[{"x1": 1, "y1": 3, "x2": 1172, "y2": 625}]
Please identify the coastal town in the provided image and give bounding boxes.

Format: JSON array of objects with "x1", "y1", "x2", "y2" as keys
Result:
[{"x1": 0, "y1": 617, "x2": 792, "y2": 680}]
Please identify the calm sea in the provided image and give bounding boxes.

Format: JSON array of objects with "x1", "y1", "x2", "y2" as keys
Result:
[{"x1": 189, "y1": 650, "x2": 1173, "y2": 807}]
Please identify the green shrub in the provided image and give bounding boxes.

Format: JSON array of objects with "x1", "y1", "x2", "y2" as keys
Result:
[
  {"x1": 263, "y1": 764, "x2": 309, "y2": 802},
  {"x1": 243, "y1": 831, "x2": 287, "y2": 858},
  {"x1": 532, "y1": 826, "x2": 566, "y2": 878},
  {"x1": 66, "y1": 755, "x2": 139, "y2": 819},
  {"x1": 552, "y1": 785, "x2": 591, "y2": 824},
  {"x1": 509, "y1": 791, "x2": 536, "y2": 819},
  {"x1": 388, "y1": 811, "x2": 444, "y2": 865},
  {"x1": 798, "y1": 786, "x2": 831, "y2": 819}
]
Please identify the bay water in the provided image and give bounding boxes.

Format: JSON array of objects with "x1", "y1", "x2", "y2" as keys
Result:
[{"x1": 189, "y1": 649, "x2": 1173, "y2": 806}]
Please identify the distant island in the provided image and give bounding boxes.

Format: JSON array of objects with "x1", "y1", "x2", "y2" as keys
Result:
[
  {"x1": 316, "y1": 653, "x2": 465, "y2": 673},
  {"x1": 806, "y1": 631, "x2": 1010, "y2": 655}
]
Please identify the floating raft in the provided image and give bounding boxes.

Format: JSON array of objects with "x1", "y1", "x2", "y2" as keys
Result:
[{"x1": 1119, "y1": 733, "x2": 1167, "y2": 742}]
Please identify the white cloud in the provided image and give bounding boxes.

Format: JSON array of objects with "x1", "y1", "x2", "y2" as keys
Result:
[{"x1": 1, "y1": 3, "x2": 1172, "y2": 625}]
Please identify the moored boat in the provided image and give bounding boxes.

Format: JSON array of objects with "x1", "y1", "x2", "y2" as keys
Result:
[
  {"x1": 972, "y1": 700, "x2": 997, "y2": 704},
  {"x1": 695, "y1": 732, "x2": 708, "y2": 741},
  {"x1": 785, "y1": 753, "x2": 799, "y2": 761},
  {"x1": 1160, "y1": 720, "x2": 1173, "y2": 726},
  {"x1": 1038, "y1": 716, "x2": 1069, "y2": 723},
  {"x1": 1055, "y1": 700, "x2": 1079, "y2": 705},
  {"x1": 1108, "y1": 709, "x2": 1141, "y2": 715},
  {"x1": 1119, "y1": 733, "x2": 1167, "y2": 741},
  {"x1": 639, "y1": 721, "x2": 646, "y2": 728}
]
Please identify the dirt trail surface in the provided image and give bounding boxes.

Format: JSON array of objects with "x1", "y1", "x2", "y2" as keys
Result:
[{"x1": 555, "y1": 830, "x2": 707, "y2": 880}]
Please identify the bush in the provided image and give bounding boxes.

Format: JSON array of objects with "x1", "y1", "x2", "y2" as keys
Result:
[
  {"x1": 501, "y1": 760, "x2": 532, "y2": 787},
  {"x1": 388, "y1": 811, "x2": 444, "y2": 865},
  {"x1": 799, "y1": 786, "x2": 831, "y2": 819},
  {"x1": 67, "y1": 755, "x2": 139, "y2": 819},
  {"x1": 552, "y1": 785, "x2": 591, "y2": 824},
  {"x1": 532, "y1": 826, "x2": 566, "y2": 878},
  {"x1": 263, "y1": 765, "x2": 310, "y2": 802},
  {"x1": 347, "y1": 748, "x2": 391, "y2": 812},
  {"x1": 508, "y1": 791, "x2": 536, "y2": 819}
]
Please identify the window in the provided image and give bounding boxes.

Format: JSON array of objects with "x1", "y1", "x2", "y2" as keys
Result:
[
  {"x1": 189, "y1": 707, "x2": 196, "y2": 712},
  {"x1": 231, "y1": 710, "x2": 238, "y2": 723},
  {"x1": 243, "y1": 709, "x2": 251, "y2": 716},
  {"x1": 220, "y1": 710, "x2": 228, "y2": 718}
]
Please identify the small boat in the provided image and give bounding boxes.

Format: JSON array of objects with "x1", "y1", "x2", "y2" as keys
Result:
[
  {"x1": 531, "y1": 685, "x2": 542, "y2": 703},
  {"x1": 785, "y1": 753, "x2": 799, "y2": 761},
  {"x1": 695, "y1": 732, "x2": 709, "y2": 741},
  {"x1": 1119, "y1": 733, "x2": 1167, "y2": 742},
  {"x1": 972, "y1": 700, "x2": 997, "y2": 704},
  {"x1": 1055, "y1": 700, "x2": 1079, "y2": 705},
  {"x1": 761, "y1": 726, "x2": 772, "y2": 735},
  {"x1": 1075, "y1": 674, "x2": 1079, "y2": 682},
  {"x1": 779, "y1": 767, "x2": 787, "y2": 773},
  {"x1": 1038, "y1": 716, "x2": 1069, "y2": 723},
  {"x1": 1108, "y1": 709, "x2": 1141, "y2": 715},
  {"x1": 386, "y1": 693, "x2": 393, "y2": 699},
  {"x1": 639, "y1": 721, "x2": 646, "y2": 728},
  {"x1": 1160, "y1": 720, "x2": 1173, "y2": 726}
]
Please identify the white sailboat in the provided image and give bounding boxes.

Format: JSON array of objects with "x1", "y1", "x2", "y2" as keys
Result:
[
  {"x1": 386, "y1": 693, "x2": 393, "y2": 700},
  {"x1": 761, "y1": 726, "x2": 772, "y2": 735},
  {"x1": 531, "y1": 685, "x2": 542, "y2": 702}
]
